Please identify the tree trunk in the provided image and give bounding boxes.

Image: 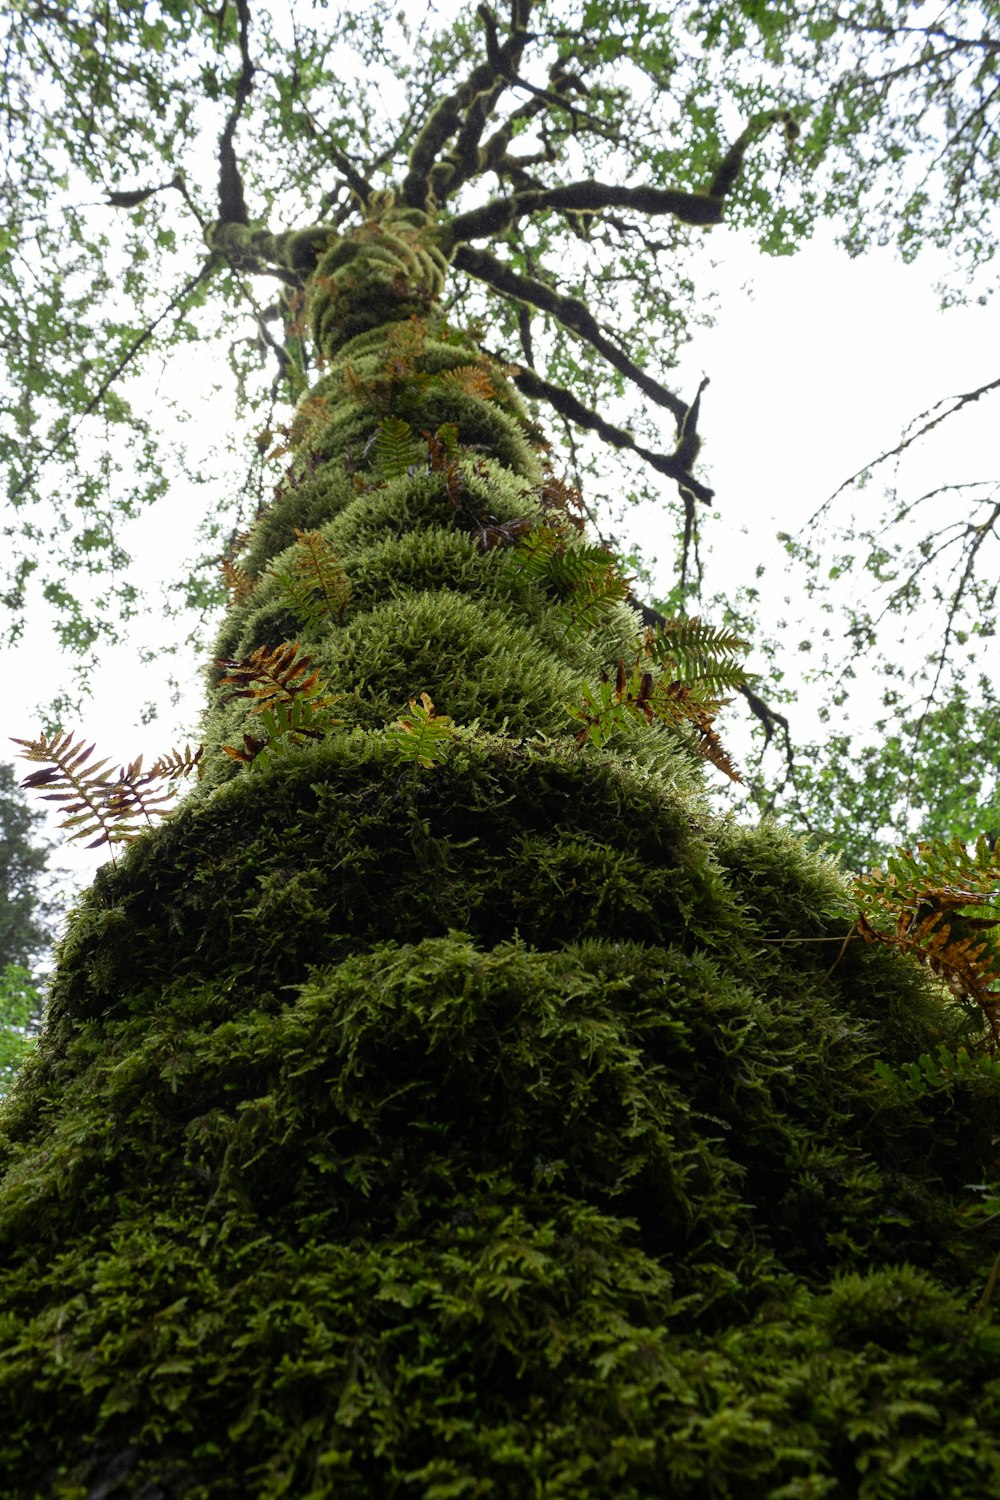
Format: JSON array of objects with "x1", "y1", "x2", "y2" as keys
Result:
[{"x1": 1, "y1": 204, "x2": 999, "y2": 1498}]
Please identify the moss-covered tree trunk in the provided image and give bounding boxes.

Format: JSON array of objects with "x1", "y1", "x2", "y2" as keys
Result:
[{"x1": 2, "y1": 203, "x2": 1000, "y2": 1498}]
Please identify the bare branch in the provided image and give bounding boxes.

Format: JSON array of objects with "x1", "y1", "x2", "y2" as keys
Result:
[{"x1": 453, "y1": 242, "x2": 689, "y2": 425}]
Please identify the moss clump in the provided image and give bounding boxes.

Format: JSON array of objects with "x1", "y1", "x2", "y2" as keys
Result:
[{"x1": 2, "y1": 213, "x2": 999, "y2": 1498}]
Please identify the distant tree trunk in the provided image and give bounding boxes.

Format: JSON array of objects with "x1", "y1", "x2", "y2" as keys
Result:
[{"x1": 1, "y1": 201, "x2": 999, "y2": 1499}]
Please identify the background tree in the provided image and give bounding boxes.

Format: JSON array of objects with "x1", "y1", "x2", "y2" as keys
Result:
[
  {"x1": 0, "y1": 762, "x2": 54, "y2": 1092},
  {"x1": 0, "y1": 760, "x2": 53, "y2": 972},
  {"x1": 2, "y1": 1, "x2": 1000, "y2": 1494}
]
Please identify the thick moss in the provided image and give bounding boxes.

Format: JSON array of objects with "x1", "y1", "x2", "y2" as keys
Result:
[{"x1": 2, "y1": 210, "x2": 999, "y2": 1498}]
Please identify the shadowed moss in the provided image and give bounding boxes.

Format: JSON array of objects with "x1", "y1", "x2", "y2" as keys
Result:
[{"x1": 2, "y1": 207, "x2": 999, "y2": 1499}]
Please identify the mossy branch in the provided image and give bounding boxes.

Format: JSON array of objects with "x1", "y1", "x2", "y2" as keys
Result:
[
  {"x1": 456, "y1": 246, "x2": 689, "y2": 427},
  {"x1": 402, "y1": 0, "x2": 534, "y2": 210}
]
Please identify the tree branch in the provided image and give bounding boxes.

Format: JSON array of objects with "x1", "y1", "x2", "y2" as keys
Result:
[
  {"x1": 217, "y1": 0, "x2": 255, "y2": 225},
  {"x1": 453, "y1": 242, "x2": 689, "y2": 425},
  {"x1": 401, "y1": 0, "x2": 535, "y2": 209}
]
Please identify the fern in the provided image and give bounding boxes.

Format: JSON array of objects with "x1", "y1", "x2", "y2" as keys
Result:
[
  {"x1": 221, "y1": 698, "x2": 336, "y2": 770},
  {"x1": 567, "y1": 659, "x2": 743, "y2": 782},
  {"x1": 553, "y1": 565, "x2": 631, "y2": 640},
  {"x1": 12, "y1": 734, "x2": 202, "y2": 855},
  {"x1": 438, "y1": 363, "x2": 495, "y2": 399},
  {"x1": 642, "y1": 618, "x2": 749, "y2": 690},
  {"x1": 216, "y1": 641, "x2": 330, "y2": 710},
  {"x1": 216, "y1": 642, "x2": 342, "y2": 767},
  {"x1": 270, "y1": 529, "x2": 351, "y2": 631},
  {"x1": 373, "y1": 416, "x2": 425, "y2": 479},
  {"x1": 385, "y1": 693, "x2": 458, "y2": 768},
  {"x1": 873, "y1": 1043, "x2": 1000, "y2": 1100},
  {"x1": 220, "y1": 557, "x2": 257, "y2": 605},
  {"x1": 854, "y1": 835, "x2": 1000, "y2": 1044}
]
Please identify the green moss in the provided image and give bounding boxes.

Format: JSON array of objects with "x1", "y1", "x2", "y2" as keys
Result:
[{"x1": 3, "y1": 224, "x2": 1000, "y2": 1498}]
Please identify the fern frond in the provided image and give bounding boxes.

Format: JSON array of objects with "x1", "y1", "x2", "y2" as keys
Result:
[
  {"x1": 216, "y1": 642, "x2": 329, "y2": 710},
  {"x1": 220, "y1": 558, "x2": 256, "y2": 605},
  {"x1": 538, "y1": 474, "x2": 586, "y2": 532},
  {"x1": 150, "y1": 744, "x2": 204, "y2": 783},
  {"x1": 642, "y1": 618, "x2": 749, "y2": 679},
  {"x1": 855, "y1": 835, "x2": 1000, "y2": 1043},
  {"x1": 221, "y1": 698, "x2": 338, "y2": 770},
  {"x1": 439, "y1": 363, "x2": 495, "y2": 399},
  {"x1": 374, "y1": 416, "x2": 425, "y2": 479},
  {"x1": 505, "y1": 526, "x2": 573, "y2": 586},
  {"x1": 270, "y1": 530, "x2": 351, "y2": 632},
  {"x1": 13, "y1": 732, "x2": 120, "y2": 849},
  {"x1": 12, "y1": 733, "x2": 199, "y2": 852},
  {"x1": 874, "y1": 1043, "x2": 1000, "y2": 1099},
  {"x1": 385, "y1": 693, "x2": 457, "y2": 768},
  {"x1": 567, "y1": 662, "x2": 743, "y2": 782},
  {"x1": 554, "y1": 566, "x2": 631, "y2": 640}
]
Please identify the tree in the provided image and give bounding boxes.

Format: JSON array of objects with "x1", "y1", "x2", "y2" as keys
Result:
[
  {"x1": 0, "y1": 761, "x2": 53, "y2": 973},
  {"x1": 2, "y1": 2, "x2": 1000, "y2": 1495},
  {"x1": 0, "y1": 762, "x2": 52, "y2": 1095}
]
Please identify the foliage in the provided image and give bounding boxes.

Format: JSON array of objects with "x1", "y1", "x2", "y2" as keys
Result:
[
  {"x1": 0, "y1": 963, "x2": 38, "y2": 1096},
  {"x1": 0, "y1": 762, "x2": 53, "y2": 971},
  {"x1": 11, "y1": 734, "x2": 202, "y2": 856},
  {"x1": 854, "y1": 832, "x2": 1000, "y2": 1044}
]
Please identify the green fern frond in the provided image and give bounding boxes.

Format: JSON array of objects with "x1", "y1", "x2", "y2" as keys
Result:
[
  {"x1": 374, "y1": 416, "x2": 425, "y2": 478},
  {"x1": 874, "y1": 1043, "x2": 1000, "y2": 1100},
  {"x1": 222, "y1": 698, "x2": 339, "y2": 770},
  {"x1": 271, "y1": 530, "x2": 351, "y2": 632},
  {"x1": 642, "y1": 618, "x2": 749, "y2": 680},
  {"x1": 855, "y1": 835, "x2": 1000, "y2": 1044},
  {"x1": 553, "y1": 567, "x2": 631, "y2": 640},
  {"x1": 385, "y1": 693, "x2": 458, "y2": 768}
]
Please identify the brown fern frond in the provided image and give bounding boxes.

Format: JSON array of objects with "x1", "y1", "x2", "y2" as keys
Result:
[
  {"x1": 12, "y1": 733, "x2": 197, "y2": 852},
  {"x1": 150, "y1": 744, "x2": 204, "y2": 782},
  {"x1": 215, "y1": 642, "x2": 327, "y2": 709},
  {"x1": 12, "y1": 732, "x2": 119, "y2": 849},
  {"x1": 103, "y1": 755, "x2": 178, "y2": 829},
  {"x1": 439, "y1": 363, "x2": 495, "y2": 399},
  {"x1": 220, "y1": 557, "x2": 256, "y2": 605},
  {"x1": 855, "y1": 835, "x2": 1000, "y2": 1044},
  {"x1": 538, "y1": 473, "x2": 587, "y2": 532}
]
